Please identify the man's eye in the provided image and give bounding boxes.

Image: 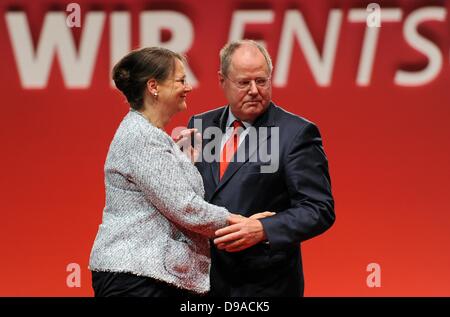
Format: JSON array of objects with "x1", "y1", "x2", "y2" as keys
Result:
[{"x1": 238, "y1": 81, "x2": 250, "y2": 86}]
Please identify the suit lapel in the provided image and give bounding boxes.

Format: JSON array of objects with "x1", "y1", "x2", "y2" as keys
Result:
[
  {"x1": 207, "y1": 107, "x2": 229, "y2": 187},
  {"x1": 213, "y1": 103, "x2": 276, "y2": 195}
]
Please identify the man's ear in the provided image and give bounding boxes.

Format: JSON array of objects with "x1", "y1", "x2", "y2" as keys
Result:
[
  {"x1": 146, "y1": 79, "x2": 158, "y2": 96},
  {"x1": 218, "y1": 71, "x2": 225, "y2": 86}
]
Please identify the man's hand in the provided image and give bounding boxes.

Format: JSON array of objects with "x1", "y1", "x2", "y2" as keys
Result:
[
  {"x1": 174, "y1": 128, "x2": 201, "y2": 163},
  {"x1": 214, "y1": 217, "x2": 267, "y2": 252},
  {"x1": 250, "y1": 211, "x2": 276, "y2": 220}
]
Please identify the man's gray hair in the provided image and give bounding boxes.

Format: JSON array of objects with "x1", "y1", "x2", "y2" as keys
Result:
[{"x1": 219, "y1": 39, "x2": 273, "y2": 76}]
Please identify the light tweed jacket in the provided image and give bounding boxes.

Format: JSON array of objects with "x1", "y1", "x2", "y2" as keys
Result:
[{"x1": 89, "y1": 109, "x2": 230, "y2": 294}]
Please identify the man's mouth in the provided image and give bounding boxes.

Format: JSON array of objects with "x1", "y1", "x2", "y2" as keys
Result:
[{"x1": 244, "y1": 100, "x2": 261, "y2": 105}]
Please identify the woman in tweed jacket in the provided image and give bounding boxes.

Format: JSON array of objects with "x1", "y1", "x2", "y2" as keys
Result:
[{"x1": 89, "y1": 47, "x2": 244, "y2": 297}]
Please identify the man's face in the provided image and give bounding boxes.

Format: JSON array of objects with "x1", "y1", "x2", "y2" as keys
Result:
[{"x1": 219, "y1": 45, "x2": 272, "y2": 122}]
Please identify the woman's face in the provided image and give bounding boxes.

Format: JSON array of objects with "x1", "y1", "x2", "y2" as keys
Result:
[{"x1": 158, "y1": 59, "x2": 192, "y2": 115}]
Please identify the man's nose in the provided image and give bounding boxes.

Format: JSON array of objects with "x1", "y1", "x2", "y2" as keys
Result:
[{"x1": 248, "y1": 80, "x2": 258, "y2": 95}]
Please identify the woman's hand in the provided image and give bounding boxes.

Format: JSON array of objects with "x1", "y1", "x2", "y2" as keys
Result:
[{"x1": 174, "y1": 128, "x2": 202, "y2": 163}]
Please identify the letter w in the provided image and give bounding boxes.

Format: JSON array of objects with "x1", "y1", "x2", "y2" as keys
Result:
[{"x1": 6, "y1": 12, "x2": 104, "y2": 88}]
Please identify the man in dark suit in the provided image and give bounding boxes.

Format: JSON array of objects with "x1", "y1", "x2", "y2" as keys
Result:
[{"x1": 187, "y1": 40, "x2": 335, "y2": 297}]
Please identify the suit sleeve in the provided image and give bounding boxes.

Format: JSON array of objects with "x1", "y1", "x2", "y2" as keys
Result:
[
  {"x1": 128, "y1": 130, "x2": 230, "y2": 238},
  {"x1": 187, "y1": 115, "x2": 197, "y2": 147},
  {"x1": 259, "y1": 122, "x2": 335, "y2": 251},
  {"x1": 187, "y1": 116, "x2": 194, "y2": 129}
]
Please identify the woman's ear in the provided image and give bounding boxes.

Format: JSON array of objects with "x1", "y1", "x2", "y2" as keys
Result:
[{"x1": 147, "y1": 79, "x2": 158, "y2": 97}]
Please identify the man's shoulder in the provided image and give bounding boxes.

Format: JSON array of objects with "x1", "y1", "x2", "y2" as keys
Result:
[
  {"x1": 271, "y1": 103, "x2": 315, "y2": 129},
  {"x1": 190, "y1": 106, "x2": 226, "y2": 121}
]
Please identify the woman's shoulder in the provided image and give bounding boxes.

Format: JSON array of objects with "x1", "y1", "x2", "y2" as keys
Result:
[{"x1": 115, "y1": 110, "x2": 172, "y2": 149}]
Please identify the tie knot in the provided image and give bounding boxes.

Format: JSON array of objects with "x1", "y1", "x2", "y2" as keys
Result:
[{"x1": 232, "y1": 120, "x2": 243, "y2": 129}]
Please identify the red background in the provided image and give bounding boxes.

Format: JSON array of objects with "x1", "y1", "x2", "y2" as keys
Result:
[{"x1": 0, "y1": 0, "x2": 449, "y2": 296}]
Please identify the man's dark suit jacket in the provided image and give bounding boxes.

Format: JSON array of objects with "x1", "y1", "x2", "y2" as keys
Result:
[{"x1": 187, "y1": 102, "x2": 335, "y2": 297}]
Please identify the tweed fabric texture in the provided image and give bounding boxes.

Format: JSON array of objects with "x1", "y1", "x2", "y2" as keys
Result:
[{"x1": 89, "y1": 109, "x2": 230, "y2": 294}]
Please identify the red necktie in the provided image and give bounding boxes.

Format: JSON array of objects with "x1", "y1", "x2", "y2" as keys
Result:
[{"x1": 220, "y1": 120, "x2": 243, "y2": 180}]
